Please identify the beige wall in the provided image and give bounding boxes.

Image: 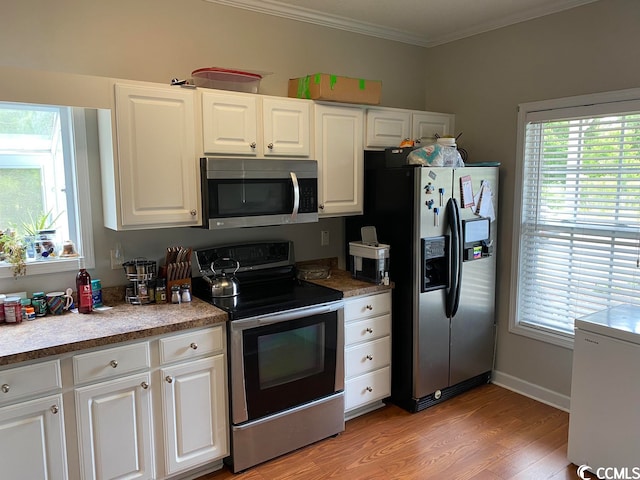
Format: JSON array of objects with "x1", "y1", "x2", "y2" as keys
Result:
[
  {"x1": 425, "y1": 0, "x2": 640, "y2": 398},
  {"x1": 0, "y1": 0, "x2": 426, "y2": 294}
]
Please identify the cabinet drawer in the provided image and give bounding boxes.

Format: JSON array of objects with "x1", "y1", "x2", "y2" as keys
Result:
[
  {"x1": 0, "y1": 360, "x2": 62, "y2": 405},
  {"x1": 345, "y1": 313, "x2": 391, "y2": 347},
  {"x1": 344, "y1": 292, "x2": 391, "y2": 321},
  {"x1": 345, "y1": 366, "x2": 391, "y2": 412},
  {"x1": 345, "y1": 336, "x2": 391, "y2": 378},
  {"x1": 73, "y1": 342, "x2": 150, "y2": 385},
  {"x1": 159, "y1": 326, "x2": 224, "y2": 365}
]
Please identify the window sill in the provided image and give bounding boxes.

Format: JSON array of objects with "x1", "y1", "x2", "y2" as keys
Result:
[
  {"x1": 508, "y1": 321, "x2": 575, "y2": 350},
  {"x1": 0, "y1": 257, "x2": 89, "y2": 279}
]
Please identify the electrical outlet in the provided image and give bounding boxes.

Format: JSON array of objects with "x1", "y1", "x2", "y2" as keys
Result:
[
  {"x1": 110, "y1": 246, "x2": 124, "y2": 270},
  {"x1": 321, "y1": 230, "x2": 330, "y2": 246}
]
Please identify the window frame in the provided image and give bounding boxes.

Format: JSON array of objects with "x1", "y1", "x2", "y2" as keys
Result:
[
  {"x1": 510, "y1": 87, "x2": 640, "y2": 349},
  {"x1": 0, "y1": 106, "x2": 94, "y2": 279}
]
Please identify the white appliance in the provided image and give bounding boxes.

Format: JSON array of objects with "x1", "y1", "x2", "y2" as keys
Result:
[{"x1": 568, "y1": 304, "x2": 640, "y2": 473}]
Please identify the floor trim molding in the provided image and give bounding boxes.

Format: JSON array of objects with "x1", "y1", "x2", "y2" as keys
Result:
[{"x1": 492, "y1": 370, "x2": 570, "y2": 412}]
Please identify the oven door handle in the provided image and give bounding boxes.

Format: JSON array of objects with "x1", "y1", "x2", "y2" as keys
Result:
[
  {"x1": 232, "y1": 301, "x2": 343, "y2": 330},
  {"x1": 290, "y1": 171, "x2": 300, "y2": 221}
]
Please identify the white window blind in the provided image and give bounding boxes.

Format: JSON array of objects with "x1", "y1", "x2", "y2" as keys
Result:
[{"x1": 518, "y1": 108, "x2": 640, "y2": 336}]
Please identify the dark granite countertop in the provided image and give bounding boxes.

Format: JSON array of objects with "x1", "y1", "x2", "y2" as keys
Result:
[{"x1": 0, "y1": 269, "x2": 391, "y2": 367}]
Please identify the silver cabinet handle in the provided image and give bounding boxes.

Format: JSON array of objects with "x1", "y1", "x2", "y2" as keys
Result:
[
  {"x1": 319, "y1": 204, "x2": 324, "y2": 210},
  {"x1": 366, "y1": 355, "x2": 373, "y2": 361},
  {"x1": 165, "y1": 376, "x2": 173, "y2": 384},
  {"x1": 365, "y1": 386, "x2": 373, "y2": 393},
  {"x1": 366, "y1": 328, "x2": 374, "y2": 334},
  {"x1": 141, "y1": 381, "x2": 149, "y2": 390},
  {"x1": 366, "y1": 305, "x2": 373, "y2": 310},
  {"x1": 1, "y1": 384, "x2": 9, "y2": 393},
  {"x1": 268, "y1": 143, "x2": 274, "y2": 149},
  {"x1": 110, "y1": 360, "x2": 118, "y2": 368},
  {"x1": 190, "y1": 342, "x2": 198, "y2": 350},
  {"x1": 250, "y1": 142, "x2": 257, "y2": 149},
  {"x1": 50, "y1": 405, "x2": 59, "y2": 414},
  {"x1": 190, "y1": 209, "x2": 197, "y2": 216}
]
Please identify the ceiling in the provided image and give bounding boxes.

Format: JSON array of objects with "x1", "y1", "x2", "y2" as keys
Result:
[{"x1": 205, "y1": 0, "x2": 598, "y2": 47}]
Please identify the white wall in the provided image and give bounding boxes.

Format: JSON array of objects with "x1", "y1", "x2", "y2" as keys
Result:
[{"x1": 423, "y1": 0, "x2": 640, "y2": 402}]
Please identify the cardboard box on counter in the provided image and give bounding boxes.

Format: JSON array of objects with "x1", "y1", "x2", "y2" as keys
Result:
[{"x1": 288, "y1": 73, "x2": 382, "y2": 105}]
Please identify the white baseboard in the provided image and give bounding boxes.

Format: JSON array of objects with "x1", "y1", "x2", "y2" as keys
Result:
[{"x1": 491, "y1": 370, "x2": 570, "y2": 412}]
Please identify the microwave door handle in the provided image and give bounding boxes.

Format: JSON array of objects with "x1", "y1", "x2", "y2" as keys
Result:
[{"x1": 290, "y1": 171, "x2": 300, "y2": 220}]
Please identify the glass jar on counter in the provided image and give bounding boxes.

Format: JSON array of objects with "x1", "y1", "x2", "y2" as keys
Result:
[
  {"x1": 31, "y1": 292, "x2": 47, "y2": 317},
  {"x1": 180, "y1": 284, "x2": 191, "y2": 303},
  {"x1": 155, "y1": 279, "x2": 167, "y2": 304},
  {"x1": 4, "y1": 296, "x2": 22, "y2": 324},
  {"x1": 170, "y1": 285, "x2": 181, "y2": 304}
]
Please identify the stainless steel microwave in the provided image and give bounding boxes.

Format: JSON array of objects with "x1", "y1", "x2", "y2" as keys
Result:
[{"x1": 200, "y1": 158, "x2": 318, "y2": 229}]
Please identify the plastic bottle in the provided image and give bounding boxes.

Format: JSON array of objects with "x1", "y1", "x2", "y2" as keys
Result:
[
  {"x1": 91, "y1": 279, "x2": 103, "y2": 308},
  {"x1": 76, "y1": 256, "x2": 93, "y2": 314}
]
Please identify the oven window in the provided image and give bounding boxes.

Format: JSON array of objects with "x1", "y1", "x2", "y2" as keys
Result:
[
  {"x1": 213, "y1": 179, "x2": 292, "y2": 216},
  {"x1": 258, "y1": 323, "x2": 324, "y2": 389},
  {"x1": 242, "y1": 311, "x2": 338, "y2": 421}
]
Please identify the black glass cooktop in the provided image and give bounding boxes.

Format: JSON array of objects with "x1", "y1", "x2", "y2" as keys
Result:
[
  {"x1": 192, "y1": 274, "x2": 342, "y2": 320},
  {"x1": 193, "y1": 241, "x2": 342, "y2": 320}
]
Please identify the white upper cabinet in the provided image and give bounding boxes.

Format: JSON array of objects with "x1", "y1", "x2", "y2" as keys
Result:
[
  {"x1": 100, "y1": 82, "x2": 201, "y2": 230},
  {"x1": 314, "y1": 104, "x2": 364, "y2": 217},
  {"x1": 365, "y1": 107, "x2": 455, "y2": 148},
  {"x1": 201, "y1": 91, "x2": 311, "y2": 157}
]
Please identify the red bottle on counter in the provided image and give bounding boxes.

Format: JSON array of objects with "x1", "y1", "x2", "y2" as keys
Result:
[{"x1": 76, "y1": 256, "x2": 93, "y2": 314}]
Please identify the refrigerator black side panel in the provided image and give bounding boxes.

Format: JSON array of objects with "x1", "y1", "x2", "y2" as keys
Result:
[{"x1": 345, "y1": 153, "x2": 417, "y2": 407}]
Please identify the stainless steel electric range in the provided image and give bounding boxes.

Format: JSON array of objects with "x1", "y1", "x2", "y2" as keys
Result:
[{"x1": 193, "y1": 241, "x2": 345, "y2": 473}]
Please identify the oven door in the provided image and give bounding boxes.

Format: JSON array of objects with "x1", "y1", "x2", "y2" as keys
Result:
[
  {"x1": 229, "y1": 301, "x2": 344, "y2": 425},
  {"x1": 201, "y1": 158, "x2": 318, "y2": 229}
]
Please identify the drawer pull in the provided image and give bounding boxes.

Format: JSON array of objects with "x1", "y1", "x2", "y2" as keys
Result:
[
  {"x1": 1, "y1": 384, "x2": 9, "y2": 393},
  {"x1": 366, "y1": 355, "x2": 373, "y2": 361},
  {"x1": 250, "y1": 142, "x2": 257, "y2": 149},
  {"x1": 365, "y1": 305, "x2": 373, "y2": 311},
  {"x1": 365, "y1": 386, "x2": 373, "y2": 393},
  {"x1": 366, "y1": 328, "x2": 374, "y2": 334},
  {"x1": 110, "y1": 360, "x2": 118, "y2": 368},
  {"x1": 165, "y1": 376, "x2": 173, "y2": 384},
  {"x1": 268, "y1": 143, "x2": 274, "y2": 150},
  {"x1": 50, "y1": 405, "x2": 59, "y2": 414},
  {"x1": 190, "y1": 342, "x2": 198, "y2": 350},
  {"x1": 141, "y1": 381, "x2": 149, "y2": 390}
]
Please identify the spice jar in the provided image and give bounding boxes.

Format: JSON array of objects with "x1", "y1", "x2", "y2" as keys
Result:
[
  {"x1": 180, "y1": 283, "x2": 191, "y2": 303},
  {"x1": 170, "y1": 285, "x2": 181, "y2": 304},
  {"x1": 155, "y1": 279, "x2": 167, "y2": 304},
  {"x1": 24, "y1": 306, "x2": 36, "y2": 321},
  {"x1": 4, "y1": 296, "x2": 22, "y2": 324}
]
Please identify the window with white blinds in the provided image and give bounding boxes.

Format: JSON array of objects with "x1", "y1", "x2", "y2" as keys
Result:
[{"x1": 512, "y1": 91, "x2": 640, "y2": 343}]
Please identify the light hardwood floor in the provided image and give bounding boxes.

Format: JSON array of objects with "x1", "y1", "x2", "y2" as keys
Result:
[{"x1": 199, "y1": 384, "x2": 585, "y2": 479}]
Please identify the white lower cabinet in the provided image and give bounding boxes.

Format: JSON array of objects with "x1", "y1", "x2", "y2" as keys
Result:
[
  {"x1": 0, "y1": 359, "x2": 67, "y2": 479},
  {"x1": 343, "y1": 291, "x2": 392, "y2": 419},
  {"x1": 159, "y1": 327, "x2": 228, "y2": 477},
  {"x1": 68, "y1": 325, "x2": 228, "y2": 480},
  {"x1": 0, "y1": 393, "x2": 68, "y2": 479},
  {"x1": 75, "y1": 372, "x2": 154, "y2": 480}
]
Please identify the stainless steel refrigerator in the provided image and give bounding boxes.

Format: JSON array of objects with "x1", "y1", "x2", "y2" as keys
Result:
[{"x1": 346, "y1": 150, "x2": 499, "y2": 412}]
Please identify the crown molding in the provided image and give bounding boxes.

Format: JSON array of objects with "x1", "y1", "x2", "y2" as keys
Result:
[{"x1": 203, "y1": 0, "x2": 432, "y2": 47}]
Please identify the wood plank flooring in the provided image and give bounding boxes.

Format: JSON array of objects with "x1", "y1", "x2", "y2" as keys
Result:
[{"x1": 198, "y1": 384, "x2": 584, "y2": 480}]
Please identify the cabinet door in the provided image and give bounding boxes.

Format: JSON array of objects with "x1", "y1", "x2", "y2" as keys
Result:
[
  {"x1": 314, "y1": 104, "x2": 364, "y2": 216},
  {"x1": 365, "y1": 108, "x2": 411, "y2": 148},
  {"x1": 412, "y1": 112, "x2": 454, "y2": 146},
  {"x1": 161, "y1": 354, "x2": 228, "y2": 476},
  {"x1": 114, "y1": 84, "x2": 200, "y2": 229},
  {"x1": 75, "y1": 372, "x2": 154, "y2": 480},
  {"x1": 201, "y1": 91, "x2": 258, "y2": 155},
  {"x1": 262, "y1": 97, "x2": 311, "y2": 157},
  {"x1": 0, "y1": 394, "x2": 67, "y2": 480}
]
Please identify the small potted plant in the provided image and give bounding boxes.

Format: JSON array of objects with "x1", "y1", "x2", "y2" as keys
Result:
[
  {"x1": 0, "y1": 229, "x2": 27, "y2": 278},
  {"x1": 23, "y1": 210, "x2": 63, "y2": 259}
]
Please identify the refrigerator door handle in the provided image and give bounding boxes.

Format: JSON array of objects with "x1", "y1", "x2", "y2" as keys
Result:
[{"x1": 446, "y1": 198, "x2": 463, "y2": 317}]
